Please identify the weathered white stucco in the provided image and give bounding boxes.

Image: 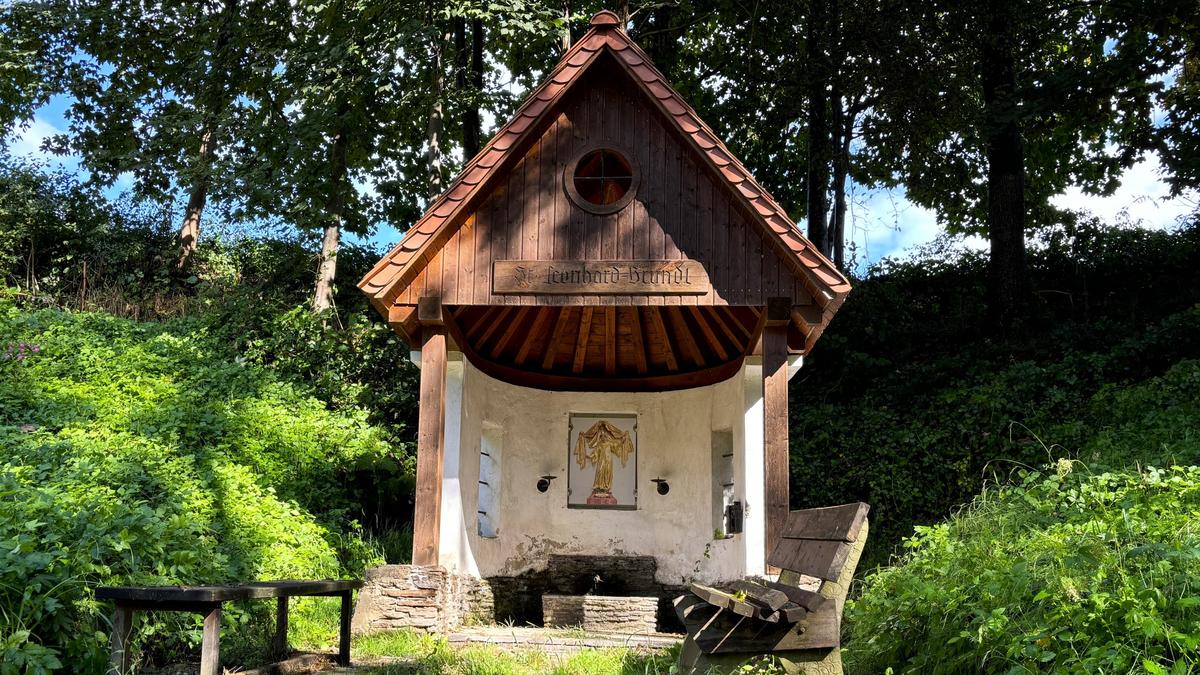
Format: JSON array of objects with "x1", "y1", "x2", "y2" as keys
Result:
[{"x1": 432, "y1": 354, "x2": 770, "y2": 586}]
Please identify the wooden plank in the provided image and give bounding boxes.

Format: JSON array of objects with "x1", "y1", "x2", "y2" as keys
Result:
[
  {"x1": 763, "y1": 318, "x2": 789, "y2": 566},
  {"x1": 666, "y1": 306, "x2": 705, "y2": 367},
  {"x1": 628, "y1": 307, "x2": 648, "y2": 374},
  {"x1": 542, "y1": 307, "x2": 572, "y2": 370},
  {"x1": 473, "y1": 306, "x2": 513, "y2": 351},
  {"x1": 758, "y1": 580, "x2": 827, "y2": 613},
  {"x1": 412, "y1": 328, "x2": 447, "y2": 566},
  {"x1": 703, "y1": 306, "x2": 741, "y2": 347},
  {"x1": 688, "y1": 584, "x2": 777, "y2": 622},
  {"x1": 490, "y1": 306, "x2": 530, "y2": 358},
  {"x1": 108, "y1": 605, "x2": 134, "y2": 675},
  {"x1": 724, "y1": 580, "x2": 788, "y2": 612},
  {"x1": 780, "y1": 503, "x2": 871, "y2": 543},
  {"x1": 689, "y1": 306, "x2": 729, "y2": 360},
  {"x1": 514, "y1": 307, "x2": 551, "y2": 366},
  {"x1": 465, "y1": 306, "x2": 500, "y2": 340},
  {"x1": 492, "y1": 260, "x2": 709, "y2": 295},
  {"x1": 604, "y1": 308, "x2": 616, "y2": 375},
  {"x1": 645, "y1": 307, "x2": 678, "y2": 371},
  {"x1": 690, "y1": 606, "x2": 840, "y2": 654},
  {"x1": 96, "y1": 580, "x2": 363, "y2": 603},
  {"x1": 199, "y1": 605, "x2": 221, "y2": 675},
  {"x1": 768, "y1": 538, "x2": 852, "y2": 583},
  {"x1": 573, "y1": 307, "x2": 593, "y2": 373}
]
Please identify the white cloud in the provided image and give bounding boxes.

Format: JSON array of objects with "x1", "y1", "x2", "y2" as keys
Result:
[
  {"x1": 848, "y1": 155, "x2": 1197, "y2": 270},
  {"x1": 7, "y1": 116, "x2": 61, "y2": 160},
  {"x1": 1050, "y1": 154, "x2": 1197, "y2": 229}
]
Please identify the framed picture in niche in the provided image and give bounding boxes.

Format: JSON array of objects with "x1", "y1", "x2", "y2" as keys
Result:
[{"x1": 567, "y1": 413, "x2": 637, "y2": 510}]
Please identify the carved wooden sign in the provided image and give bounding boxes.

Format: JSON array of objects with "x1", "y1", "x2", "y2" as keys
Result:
[{"x1": 493, "y1": 260, "x2": 709, "y2": 295}]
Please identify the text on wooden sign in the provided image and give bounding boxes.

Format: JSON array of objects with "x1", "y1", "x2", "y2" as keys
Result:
[{"x1": 493, "y1": 260, "x2": 709, "y2": 294}]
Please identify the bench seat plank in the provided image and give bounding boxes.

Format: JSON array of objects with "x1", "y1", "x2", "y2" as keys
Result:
[{"x1": 96, "y1": 580, "x2": 362, "y2": 603}]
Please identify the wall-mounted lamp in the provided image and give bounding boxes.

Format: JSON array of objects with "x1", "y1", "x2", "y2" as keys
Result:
[
  {"x1": 651, "y1": 478, "x2": 670, "y2": 495},
  {"x1": 537, "y1": 475, "x2": 557, "y2": 493}
]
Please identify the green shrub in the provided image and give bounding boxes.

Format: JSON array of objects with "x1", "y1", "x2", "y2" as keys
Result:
[
  {"x1": 0, "y1": 301, "x2": 391, "y2": 670},
  {"x1": 845, "y1": 463, "x2": 1200, "y2": 674}
]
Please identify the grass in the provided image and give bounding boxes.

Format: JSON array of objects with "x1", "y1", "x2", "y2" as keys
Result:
[{"x1": 350, "y1": 629, "x2": 678, "y2": 674}]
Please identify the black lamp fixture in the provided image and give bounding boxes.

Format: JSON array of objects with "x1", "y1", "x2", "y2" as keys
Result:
[
  {"x1": 651, "y1": 478, "x2": 670, "y2": 495},
  {"x1": 537, "y1": 475, "x2": 557, "y2": 493}
]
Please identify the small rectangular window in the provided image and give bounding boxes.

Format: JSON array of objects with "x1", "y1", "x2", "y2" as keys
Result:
[
  {"x1": 712, "y1": 429, "x2": 735, "y2": 538},
  {"x1": 477, "y1": 424, "x2": 501, "y2": 538}
]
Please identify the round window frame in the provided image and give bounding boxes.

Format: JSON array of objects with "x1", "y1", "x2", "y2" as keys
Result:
[{"x1": 563, "y1": 145, "x2": 641, "y2": 215}]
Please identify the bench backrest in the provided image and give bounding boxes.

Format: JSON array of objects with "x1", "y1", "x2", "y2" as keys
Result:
[{"x1": 766, "y1": 502, "x2": 870, "y2": 581}]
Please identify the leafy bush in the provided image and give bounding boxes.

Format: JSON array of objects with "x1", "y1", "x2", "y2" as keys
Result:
[
  {"x1": 791, "y1": 220, "x2": 1200, "y2": 568},
  {"x1": 0, "y1": 301, "x2": 392, "y2": 670},
  {"x1": 845, "y1": 462, "x2": 1200, "y2": 674}
]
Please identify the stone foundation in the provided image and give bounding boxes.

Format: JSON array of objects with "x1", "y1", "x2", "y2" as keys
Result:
[
  {"x1": 543, "y1": 594, "x2": 659, "y2": 634},
  {"x1": 352, "y1": 565, "x2": 494, "y2": 634}
]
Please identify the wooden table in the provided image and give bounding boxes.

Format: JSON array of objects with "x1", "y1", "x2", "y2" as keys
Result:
[{"x1": 96, "y1": 579, "x2": 362, "y2": 675}]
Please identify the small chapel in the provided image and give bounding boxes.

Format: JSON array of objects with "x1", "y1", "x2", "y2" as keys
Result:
[{"x1": 354, "y1": 10, "x2": 854, "y2": 636}]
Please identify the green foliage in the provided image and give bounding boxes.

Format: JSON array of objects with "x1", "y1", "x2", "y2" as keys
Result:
[
  {"x1": 0, "y1": 300, "x2": 392, "y2": 669},
  {"x1": 791, "y1": 221, "x2": 1200, "y2": 569},
  {"x1": 845, "y1": 463, "x2": 1200, "y2": 674}
]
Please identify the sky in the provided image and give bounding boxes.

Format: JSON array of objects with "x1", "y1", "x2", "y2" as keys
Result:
[{"x1": 7, "y1": 93, "x2": 1196, "y2": 274}]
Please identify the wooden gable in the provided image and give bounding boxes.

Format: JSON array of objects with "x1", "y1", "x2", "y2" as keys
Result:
[{"x1": 360, "y1": 11, "x2": 851, "y2": 390}]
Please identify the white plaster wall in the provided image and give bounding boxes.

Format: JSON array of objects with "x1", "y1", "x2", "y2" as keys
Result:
[{"x1": 438, "y1": 356, "x2": 767, "y2": 586}]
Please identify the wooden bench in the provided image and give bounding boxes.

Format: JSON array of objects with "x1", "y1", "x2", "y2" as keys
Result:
[
  {"x1": 96, "y1": 579, "x2": 362, "y2": 675},
  {"x1": 674, "y1": 502, "x2": 870, "y2": 675}
]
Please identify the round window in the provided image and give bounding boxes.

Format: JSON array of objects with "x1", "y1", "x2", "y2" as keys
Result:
[{"x1": 565, "y1": 148, "x2": 638, "y2": 213}]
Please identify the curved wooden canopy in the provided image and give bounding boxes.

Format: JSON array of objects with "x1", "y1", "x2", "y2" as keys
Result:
[{"x1": 446, "y1": 304, "x2": 766, "y2": 392}]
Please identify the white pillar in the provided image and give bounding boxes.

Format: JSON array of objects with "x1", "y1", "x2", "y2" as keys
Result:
[
  {"x1": 438, "y1": 352, "x2": 478, "y2": 575},
  {"x1": 741, "y1": 358, "x2": 766, "y2": 577}
]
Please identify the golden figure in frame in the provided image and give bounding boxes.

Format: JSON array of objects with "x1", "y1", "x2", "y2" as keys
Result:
[{"x1": 573, "y1": 419, "x2": 634, "y2": 506}]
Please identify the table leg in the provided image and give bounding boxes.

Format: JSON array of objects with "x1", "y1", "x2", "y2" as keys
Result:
[
  {"x1": 109, "y1": 605, "x2": 134, "y2": 675},
  {"x1": 338, "y1": 591, "x2": 352, "y2": 666},
  {"x1": 199, "y1": 604, "x2": 222, "y2": 675},
  {"x1": 273, "y1": 596, "x2": 289, "y2": 659}
]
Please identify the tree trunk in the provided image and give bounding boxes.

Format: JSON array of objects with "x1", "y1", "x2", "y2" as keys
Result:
[
  {"x1": 176, "y1": 127, "x2": 213, "y2": 270},
  {"x1": 805, "y1": 0, "x2": 831, "y2": 256},
  {"x1": 313, "y1": 127, "x2": 348, "y2": 314},
  {"x1": 561, "y1": 2, "x2": 572, "y2": 52},
  {"x1": 457, "y1": 17, "x2": 484, "y2": 161},
  {"x1": 980, "y1": 0, "x2": 1028, "y2": 331},
  {"x1": 427, "y1": 26, "x2": 449, "y2": 200},
  {"x1": 829, "y1": 117, "x2": 851, "y2": 271}
]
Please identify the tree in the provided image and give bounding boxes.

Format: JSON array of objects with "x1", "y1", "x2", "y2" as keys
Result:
[
  {"x1": 7, "y1": 0, "x2": 288, "y2": 270},
  {"x1": 859, "y1": 0, "x2": 1196, "y2": 327}
]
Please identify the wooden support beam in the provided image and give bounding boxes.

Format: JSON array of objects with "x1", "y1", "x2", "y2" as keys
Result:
[
  {"x1": 604, "y1": 308, "x2": 617, "y2": 375},
  {"x1": 338, "y1": 591, "x2": 352, "y2": 666},
  {"x1": 199, "y1": 605, "x2": 221, "y2": 675},
  {"x1": 763, "y1": 297, "x2": 791, "y2": 566},
  {"x1": 108, "y1": 605, "x2": 133, "y2": 675},
  {"x1": 628, "y1": 307, "x2": 649, "y2": 374},
  {"x1": 573, "y1": 307, "x2": 594, "y2": 373},
  {"x1": 667, "y1": 306, "x2": 705, "y2": 367},
  {"x1": 515, "y1": 307, "x2": 552, "y2": 365},
  {"x1": 412, "y1": 327, "x2": 448, "y2": 566},
  {"x1": 491, "y1": 306, "x2": 531, "y2": 358},
  {"x1": 272, "y1": 597, "x2": 288, "y2": 659},
  {"x1": 790, "y1": 304, "x2": 824, "y2": 330},
  {"x1": 542, "y1": 307, "x2": 572, "y2": 370},
  {"x1": 466, "y1": 306, "x2": 501, "y2": 340},
  {"x1": 705, "y1": 306, "x2": 743, "y2": 348},
  {"x1": 474, "y1": 306, "x2": 513, "y2": 350},
  {"x1": 646, "y1": 307, "x2": 678, "y2": 371},
  {"x1": 689, "y1": 306, "x2": 729, "y2": 360}
]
